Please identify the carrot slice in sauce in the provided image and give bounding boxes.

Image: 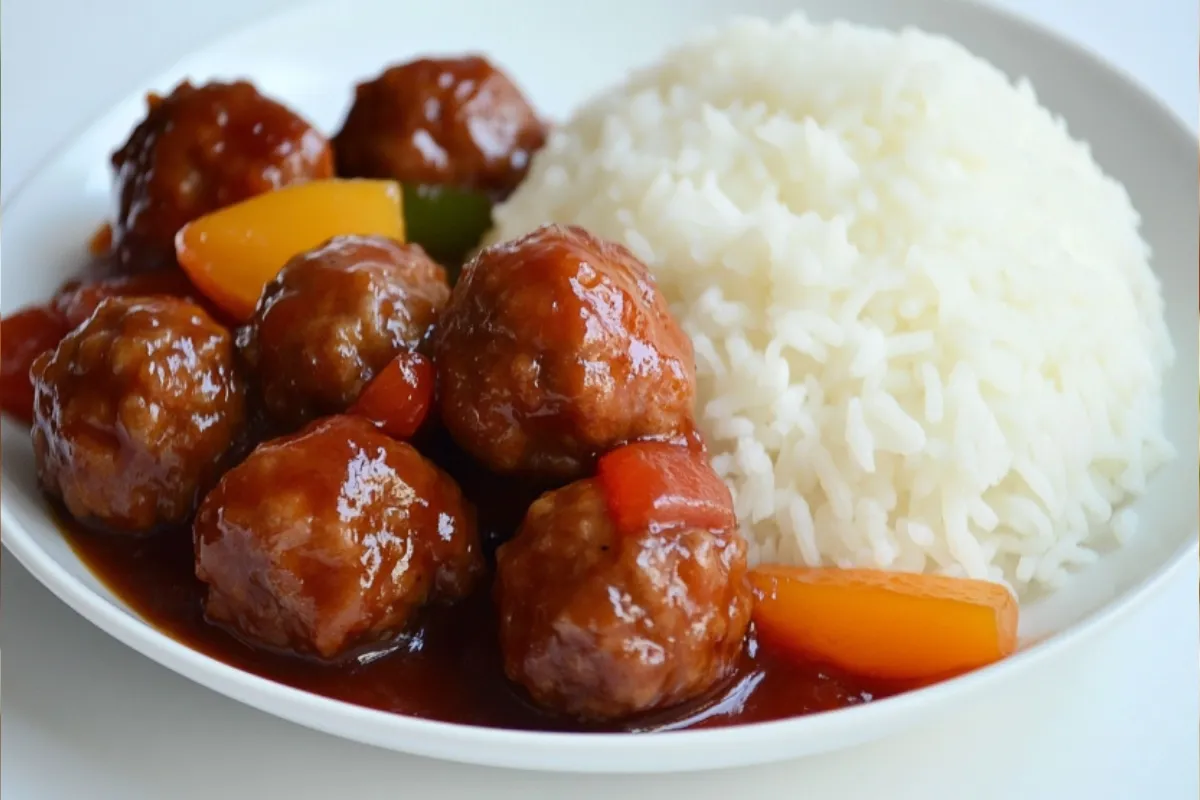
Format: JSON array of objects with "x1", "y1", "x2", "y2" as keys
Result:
[
  {"x1": 0, "y1": 306, "x2": 70, "y2": 423},
  {"x1": 175, "y1": 178, "x2": 405, "y2": 321},
  {"x1": 748, "y1": 565, "x2": 1018, "y2": 682},
  {"x1": 596, "y1": 441, "x2": 736, "y2": 535},
  {"x1": 349, "y1": 351, "x2": 435, "y2": 440}
]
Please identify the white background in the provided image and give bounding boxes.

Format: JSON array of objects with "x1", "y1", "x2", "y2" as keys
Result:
[{"x1": 1, "y1": 0, "x2": 1197, "y2": 797}]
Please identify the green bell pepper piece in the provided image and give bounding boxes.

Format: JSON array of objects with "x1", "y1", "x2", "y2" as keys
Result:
[{"x1": 402, "y1": 183, "x2": 494, "y2": 276}]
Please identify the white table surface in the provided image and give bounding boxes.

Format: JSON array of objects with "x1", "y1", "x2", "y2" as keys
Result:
[{"x1": 1, "y1": 1, "x2": 1197, "y2": 797}]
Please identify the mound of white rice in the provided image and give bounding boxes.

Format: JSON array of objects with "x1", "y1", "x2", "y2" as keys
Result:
[{"x1": 490, "y1": 15, "x2": 1174, "y2": 594}]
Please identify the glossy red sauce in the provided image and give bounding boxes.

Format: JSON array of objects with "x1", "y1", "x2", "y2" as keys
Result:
[{"x1": 51, "y1": 427, "x2": 908, "y2": 732}]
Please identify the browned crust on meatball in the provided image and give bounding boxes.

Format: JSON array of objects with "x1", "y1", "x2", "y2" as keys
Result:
[
  {"x1": 434, "y1": 224, "x2": 697, "y2": 480},
  {"x1": 237, "y1": 235, "x2": 450, "y2": 430},
  {"x1": 495, "y1": 478, "x2": 750, "y2": 720},
  {"x1": 111, "y1": 80, "x2": 334, "y2": 273},
  {"x1": 194, "y1": 415, "x2": 482, "y2": 659},
  {"x1": 32, "y1": 296, "x2": 246, "y2": 533},
  {"x1": 333, "y1": 56, "x2": 546, "y2": 197}
]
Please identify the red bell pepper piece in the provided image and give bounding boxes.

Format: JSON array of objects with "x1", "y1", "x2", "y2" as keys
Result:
[
  {"x1": 0, "y1": 306, "x2": 70, "y2": 423},
  {"x1": 350, "y1": 351, "x2": 435, "y2": 440},
  {"x1": 596, "y1": 441, "x2": 736, "y2": 536}
]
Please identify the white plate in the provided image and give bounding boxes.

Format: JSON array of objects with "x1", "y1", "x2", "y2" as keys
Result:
[{"x1": 1, "y1": 0, "x2": 1196, "y2": 774}]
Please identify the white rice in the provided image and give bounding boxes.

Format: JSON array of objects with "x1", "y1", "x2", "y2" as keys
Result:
[{"x1": 490, "y1": 15, "x2": 1175, "y2": 595}]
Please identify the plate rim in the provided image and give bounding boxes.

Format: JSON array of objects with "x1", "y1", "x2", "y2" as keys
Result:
[{"x1": 1, "y1": 0, "x2": 1197, "y2": 774}]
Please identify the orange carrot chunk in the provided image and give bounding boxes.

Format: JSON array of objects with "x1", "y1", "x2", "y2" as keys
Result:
[
  {"x1": 175, "y1": 178, "x2": 404, "y2": 322},
  {"x1": 349, "y1": 351, "x2": 434, "y2": 440},
  {"x1": 597, "y1": 441, "x2": 736, "y2": 535},
  {"x1": 748, "y1": 565, "x2": 1018, "y2": 682},
  {"x1": 0, "y1": 306, "x2": 70, "y2": 423}
]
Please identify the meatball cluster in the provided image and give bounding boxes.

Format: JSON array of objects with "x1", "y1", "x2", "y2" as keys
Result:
[
  {"x1": 237, "y1": 235, "x2": 450, "y2": 429},
  {"x1": 435, "y1": 224, "x2": 697, "y2": 480},
  {"x1": 24, "y1": 64, "x2": 753, "y2": 726},
  {"x1": 334, "y1": 56, "x2": 546, "y2": 197},
  {"x1": 111, "y1": 80, "x2": 333, "y2": 273},
  {"x1": 194, "y1": 415, "x2": 482, "y2": 658},
  {"x1": 32, "y1": 297, "x2": 246, "y2": 533}
]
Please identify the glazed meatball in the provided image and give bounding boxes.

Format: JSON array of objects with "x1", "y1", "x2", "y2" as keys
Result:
[
  {"x1": 52, "y1": 269, "x2": 209, "y2": 329},
  {"x1": 31, "y1": 297, "x2": 246, "y2": 533},
  {"x1": 434, "y1": 224, "x2": 696, "y2": 479},
  {"x1": 194, "y1": 415, "x2": 483, "y2": 659},
  {"x1": 495, "y1": 478, "x2": 750, "y2": 720},
  {"x1": 333, "y1": 56, "x2": 546, "y2": 197},
  {"x1": 111, "y1": 81, "x2": 334, "y2": 273},
  {"x1": 238, "y1": 235, "x2": 450, "y2": 429}
]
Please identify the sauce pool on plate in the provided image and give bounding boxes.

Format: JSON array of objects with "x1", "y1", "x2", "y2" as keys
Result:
[{"x1": 56, "y1": 428, "x2": 905, "y2": 733}]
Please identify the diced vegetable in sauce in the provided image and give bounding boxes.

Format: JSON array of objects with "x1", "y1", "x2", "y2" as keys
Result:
[
  {"x1": 402, "y1": 183, "x2": 493, "y2": 272},
  {"x1": 88, "y1": 222, "x2": 114, "y2": 256},
  {"x1": 349, "y1": 351, "x2": 436, "y2": 440},
  {"x1": 748, "y1": 565, "x2": 1018, "y2": 681},
  {"x1": 597, "y1": 441, "x2": 737, "y2": 535},
  {"x1": 0, "y1": 306, "x2": 69, "y2": 423},
  {"x1": 174, "y1": 179, "x2": 405, "y2": 321}
]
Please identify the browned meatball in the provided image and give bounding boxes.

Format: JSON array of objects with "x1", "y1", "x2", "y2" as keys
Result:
[
  {"x1": 31, "y1": 297, "x2": 246, "y2": 533},
  {"x1": 194, "y1": 414, "x2": 483, "y2": 659},
  {"x1": 237, "y1": 235, "x2": 450, "y2": 429},
  {"x1": 434, "y1": 224, "x2": 696, "y2": 480},
  {"x1": 495, "y1": 478, "x2": 750, "y2": 720},
  {"x1": 52, "y1": 269, "x2": 211, "y2": 329},
  {"x1": 111, "y1": 81, "x2": 334, "y2": 273},
  {"x1": 333, "y1": 56, "x2": 546, "y2": 197}
]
